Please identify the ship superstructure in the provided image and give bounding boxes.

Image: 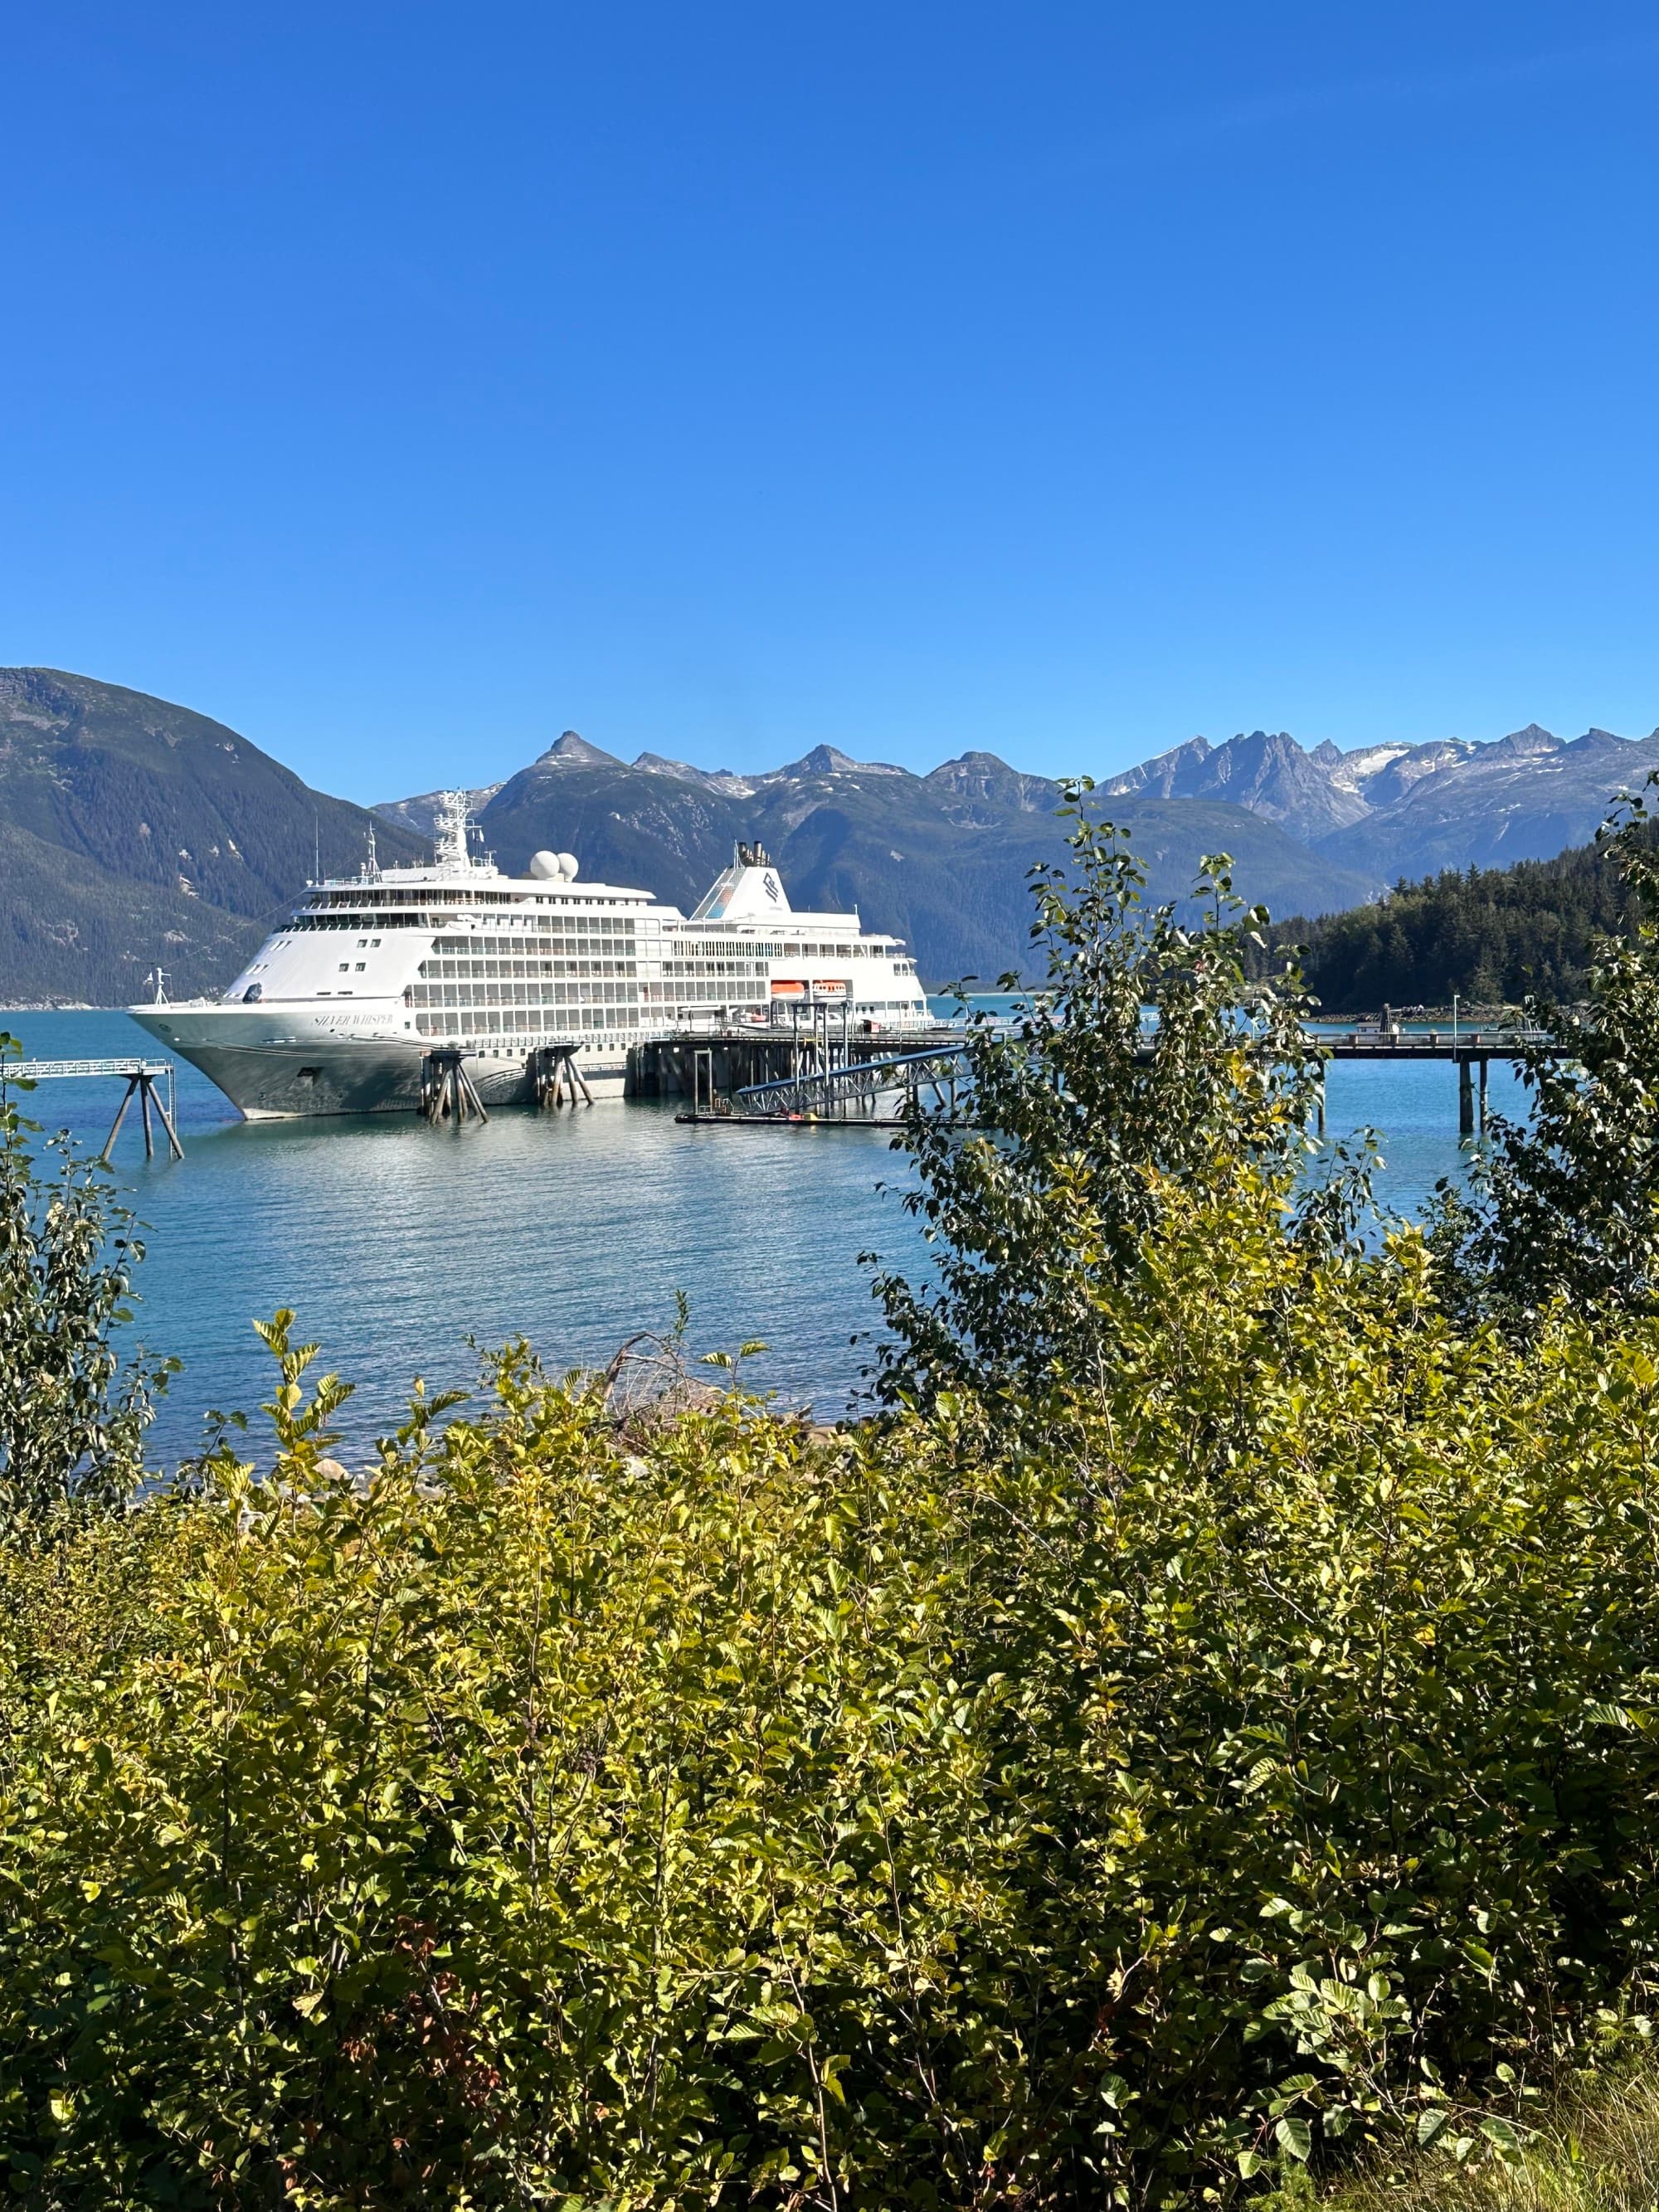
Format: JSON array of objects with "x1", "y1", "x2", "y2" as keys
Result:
[{"x1": 129, "y1": 799, "x2": 928, "y2": 1117}]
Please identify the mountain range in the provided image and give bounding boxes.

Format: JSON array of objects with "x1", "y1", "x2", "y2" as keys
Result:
[
  {"x1": 372, "y1": 733, "x2": 1376, "y2": 988},
  {"x1": 5, "y1": 665, "x2": 1659, "y2": 1006},
  {"x1": 373, "y1": 718, "x2": 1659, "y2": 988},
  {"x1": 1101, "y1": 722, "x2": 1659, "y2": 877}
]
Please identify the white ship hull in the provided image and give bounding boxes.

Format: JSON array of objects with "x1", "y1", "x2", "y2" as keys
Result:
[
  {"x1": 128, "y1": 1006, "x2": 625, "y2": 1119},
  {"x1": 124, "y1": 809, "x2": 930, "y2": 1125}
]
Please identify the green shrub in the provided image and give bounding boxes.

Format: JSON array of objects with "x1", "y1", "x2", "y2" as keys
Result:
[
  {"x1": 873, "y1": 789, "x2": 1331, "y2": 1415},
  {"x1": 6, "y1": 1239, "x2": 1659, "y2": 2205},
  {"x1": 1439, "y1": 782, "x2": 1659, "y2": 1325},
  {"x1": 0, "y1": 1034, "x2": 173, "y2": 1539},
  {"x1": 9, "y1": 804, "x2": 1659, "y2": 2205},
  {"x1": 1322, "y1": 2046, "x2": 1659, "y2": 2210}
]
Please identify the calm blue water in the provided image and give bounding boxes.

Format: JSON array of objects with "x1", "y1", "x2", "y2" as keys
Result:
[{"x1": 2, "y1": 1007, "x2": 1522, "y2": 1466}]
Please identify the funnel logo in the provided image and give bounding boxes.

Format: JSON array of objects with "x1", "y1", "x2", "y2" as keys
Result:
[{"x1": 762, "y1": 872, "x2": 781, "y2": 903}]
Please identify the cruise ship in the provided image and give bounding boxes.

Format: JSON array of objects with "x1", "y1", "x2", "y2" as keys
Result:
[{"x1": 128, "y1": 794, "x2": 930, "y2": 1117}]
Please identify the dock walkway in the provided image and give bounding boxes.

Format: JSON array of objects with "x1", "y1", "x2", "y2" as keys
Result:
[
  {"x1": 6, "y1": 1057, "x2": 185, "y2": 1160},
  {"x1": 670, "y1": 1024, "x2": 1560, "y2": 1138}
]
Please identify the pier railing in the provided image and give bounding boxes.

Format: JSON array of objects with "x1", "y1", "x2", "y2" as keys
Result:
[
  {"x1": 10, "y1": 1057, "x2": 178, "y2": 1082},
  {"x1": 1315, "y1": 1028, "x2": 1552, "y2": 1060},
  {"x1": 737, "y1": 1046, "x2": 971, "y2": 1120}
]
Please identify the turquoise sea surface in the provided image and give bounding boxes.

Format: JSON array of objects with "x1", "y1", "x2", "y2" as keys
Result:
[{"x1": 2, "y1": 1005, "x2": 1525, "y2": 1466}]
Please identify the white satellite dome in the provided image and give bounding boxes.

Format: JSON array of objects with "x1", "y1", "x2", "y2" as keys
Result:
[
  {"x1": 557, "y1": 852, "x2": 579, "y2": 880},
  {"x1": 527, "y1": 850, "x2": 561, "y2": 880}
]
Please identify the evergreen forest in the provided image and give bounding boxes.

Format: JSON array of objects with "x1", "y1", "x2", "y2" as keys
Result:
[
  {"x1": 1262, "y1": 825, "x2": 1654, "y2": 1013},
  {"x1": 9, "y1": 790, "x2": 1659, "y2": 2207}
]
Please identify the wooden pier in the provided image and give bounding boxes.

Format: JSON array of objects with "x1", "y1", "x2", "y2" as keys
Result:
[
  {"x1": 529, "y1": 1043, "x2": 594, "y2": 1109},
  {"x1": 1313, "y1": 1026, "x2": 1553, "y2": 1137}
]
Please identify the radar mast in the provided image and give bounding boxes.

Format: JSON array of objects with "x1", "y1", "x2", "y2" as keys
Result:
[{"x1": 431, "y1": 790, "x2": 479, "y2": 874}]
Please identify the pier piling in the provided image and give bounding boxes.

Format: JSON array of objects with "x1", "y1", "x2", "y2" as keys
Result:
[
  {"x1": 421, "y1": 1048, "x2": 489, "y2": 1125},
  {"x1": 530, "y1": 1045, "x2": 591, "y2": 1108},
  {"x1": 90, "y1": 1066, "x2": 184, "y2": 1163}
]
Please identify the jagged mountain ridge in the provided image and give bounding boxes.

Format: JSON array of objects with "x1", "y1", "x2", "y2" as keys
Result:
[
  {"x1": 0, "y1": 668, "x2": 425, "y2": 1004},
  {"x1": 0, "y1": 677, "x2": 1374, "y2": 1004},
  {"x1": 373, "y1": 714, "x2": 1659, "y2": 984},
  {"x1": 1102, "y1": 722, "x2": 1659, "y2": 878},
  {"x1": 12, "y1": 668, "x2": 1641, "y2": 1006},
  {"x1": 396, "y1": 733, "x2": 1377, "y2": 985}
]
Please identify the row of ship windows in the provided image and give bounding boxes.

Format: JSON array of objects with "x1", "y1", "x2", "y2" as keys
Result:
[
  {"x1": 306, "y1": 890, "x2": 896, "y2": 941},
  {"x1": 430, "y1": 931, "x2": 634, "y2": 954},
  {"x1": 406, "y1": 981, "x2": 839, "y2": 1011},
  {"x1": 413, "y1": 1011, "x2": 635, "y2": 1039},
  {"x1": 420, "y1": 958, "x2": 635, "y2": 980},
  {"x1": 281, "y1": 921, "x2": 914, "y2": 973},
  {"x1": 420, "y1": 925, "x2": 908, "y2": 965},
  {"x1": 313, "y1": 889, "x2": 638, "y2": 909},
  {"x1": 407, "y1": 1000, "x2": 923, "y2": 1046},
  {"x1": 684, "y1": 941, "x2": 912, "y2": 965},
  {"x1": 407, "y1": 983, "x2": 640, "y2": 1009},
  {"x1": 405, "y1": 986, "x2": 929, "y2": 1026},
  {"x1": 286, "y1": 916, "x2": 433, "y2": 932},
  {"x1": 663, "y1": 983, "x2": 765, "y2": 1003},
  {"x1": 416, "y1": 957, "x2": 773, "y2": 982},
  {"x1": 286, "y1": 916, "x2": 641, "y2": 941}
]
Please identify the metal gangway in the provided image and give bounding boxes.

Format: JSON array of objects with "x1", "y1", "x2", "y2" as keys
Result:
[
  {"x1": 4, "y1": 1057, "x2": 185, "y2": 1160},
  {"x1": 736, "y1": 1043, "x2": 970, "y2": 1121}
]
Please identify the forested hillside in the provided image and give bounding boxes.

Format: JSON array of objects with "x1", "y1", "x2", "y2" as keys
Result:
[
  {"x1": 0, "y1": 669, "x2": 424, "y2": 1004},
  {"x1": 1263, "y1": 828, "x2": 1650, "y2": 1011}
]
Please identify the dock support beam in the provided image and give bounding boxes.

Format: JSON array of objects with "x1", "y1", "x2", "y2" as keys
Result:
[
  {"x1": 1458, "y1": 1057, "x2": 1474, "y2": 1140},
  {"x1": 100, "y1": 1068, "x2": 185, "y2": 1163},
  {"x1": 421, "y1": 1049, "x2": 489, "y2": 1125},
  {"x1": 530, "y1": 1045, "x2": 591, "y2": 1108},
  {"x1": 1478, "y1": 1056, "x2": 1490, "y2": 1137}
]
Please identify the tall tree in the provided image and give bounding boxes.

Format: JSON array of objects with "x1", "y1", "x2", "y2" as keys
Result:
[
  {"x1": 1438, "y1": 782, "x2": 1659, "y2": 1321},
  {"x1": 871, "y1": 784, "x2": 1340, "y2": 1413},
  {"x1": 0, "y1": 1041, "x2": 172, "y2": 1536}
]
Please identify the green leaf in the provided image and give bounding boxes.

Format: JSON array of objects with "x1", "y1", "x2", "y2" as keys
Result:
[
  {"x1": 1275, "y1": 2116, "x2": 1312, "y2": 2162},
  {"x1": 1478, "y1": 2115, "x2": 1524, "y2": 2158}
]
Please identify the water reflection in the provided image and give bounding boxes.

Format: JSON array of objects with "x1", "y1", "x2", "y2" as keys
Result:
[{"x1": 2, "y1": 1007, "x2": 1520, "y2": 1464}]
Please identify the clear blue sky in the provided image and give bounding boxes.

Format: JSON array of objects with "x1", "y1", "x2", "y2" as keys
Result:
[{"x1": 2, "y1": 2, "x2": 1657, "y2": 801}]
